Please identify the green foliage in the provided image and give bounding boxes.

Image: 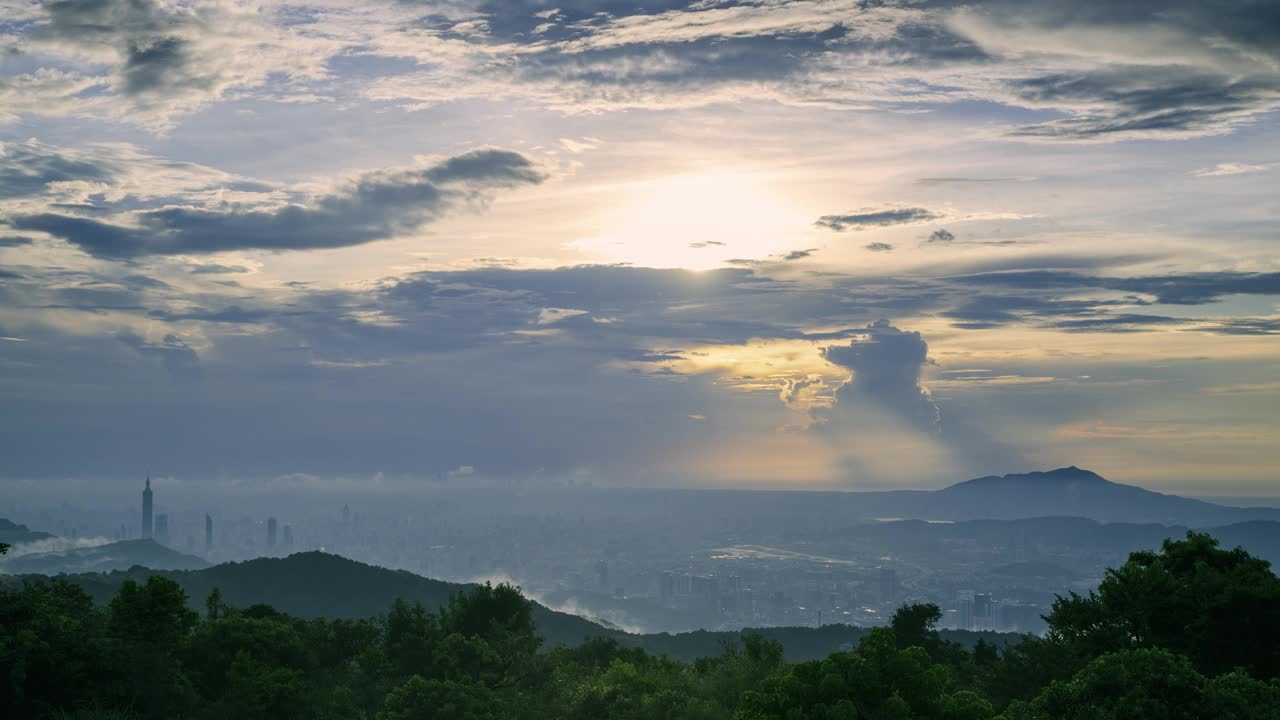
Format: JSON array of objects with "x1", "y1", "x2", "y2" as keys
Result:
[
  {"x1": 1014, "y1": 649, "x2": 1280, "y2": 720},
  {"x1": 3, "y1": 531, "x2": 1278, "y2": 720},
  {"x1": 891, "y1": 603, "x2": 942, "y2": 652},
  {"x1": 1045, "y1": 531, "x2": 1280, "y2": 677}
]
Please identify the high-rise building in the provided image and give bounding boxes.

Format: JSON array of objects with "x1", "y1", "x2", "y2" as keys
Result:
[
  {"x1": 267, "y1": 516, "x2": 278, "y2": 548},
  {"x1": 958, "y1": 589, "x2": 975, "y2": 631},
  {"x1": 205, "y1": 514, "x2": 213, "y2": 552},
  {"x1": 879, "y1": 566, "x2": 899, "y2": 607},
  {"x1": 141, "y1": 475, "x2": 154, "y2": 540},
  {"x1": 282, "y1": 524, "x2": 294, "y2": 552},
  {"x1": 974, "y1": 592, "x2": 992, "y2": 630},
  {"x1": 154, "y1": 513, "x2": 170, "y2": 546}
]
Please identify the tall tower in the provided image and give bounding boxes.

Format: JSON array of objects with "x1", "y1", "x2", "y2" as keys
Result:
[
  {"x1": 142, "y1": 475, "x2": 154, "y2": 540},
  {"x1": 205, "y1": 513, "x2": 213, "y2": 553},
  {"x1": 267, "y1": 516, "x2": 278, "y2": 549}
]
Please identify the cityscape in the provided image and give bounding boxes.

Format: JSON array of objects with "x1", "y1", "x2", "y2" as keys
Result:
[{"x1": 2, "y1": 0, "x2": 1278, "y2": 717}]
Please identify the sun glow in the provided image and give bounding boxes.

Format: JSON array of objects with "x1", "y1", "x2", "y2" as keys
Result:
[{"x1": 572, "y1": 172, "x2": 808, "y2": 270}]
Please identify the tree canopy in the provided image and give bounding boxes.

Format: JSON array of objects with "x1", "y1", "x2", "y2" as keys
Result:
[{"x1": 2, "y1": 531, "x2": 1277, "y2": 719}]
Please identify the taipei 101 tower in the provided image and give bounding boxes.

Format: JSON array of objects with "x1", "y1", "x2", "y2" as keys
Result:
[{"x1": 142, "y1": 475, "x2": 154, "y2": 540}]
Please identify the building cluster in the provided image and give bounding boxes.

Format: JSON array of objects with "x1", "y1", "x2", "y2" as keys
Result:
[{"x1": 135, "y1": 477, "x2": 294, "y2": 559}]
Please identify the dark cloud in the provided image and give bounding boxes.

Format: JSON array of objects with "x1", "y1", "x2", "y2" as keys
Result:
[
  {"x1": 782, "y1": 248, "x2": 817, "y2": 261},
  {"x1": 927, "y1": 229, "x2": 955, "y2": 243},
  {"x1": 0, "y1": 141, "x2": 118, "y2": 200},
  {"x1": 116, "y1": 331, "x2": 200, "y2": 380},
  {"x1": 822, "y1": 320, "x2": 940, "y2": 432},
  {"x1": 1197, "y1": 318, "x2": 1280, "y2": 335},
  {"x1": 1047, "y1": 314, "x2": 1189, "y2": 333},
  {"x1": 816, "y1": 207, "x2": 941, "y2": 231},
  {"x1": 10, "y1": 149, "x2": 545, "y2": 258},
  {"x1": 945, "y1": 270, "x2": 1280, "y2": 305},
  {"x1": 865, "y1": 242, "x2": 894, "y2": 252},
  {"x1": 189, "y1": 264, "x2": 251, "y2": 275}
]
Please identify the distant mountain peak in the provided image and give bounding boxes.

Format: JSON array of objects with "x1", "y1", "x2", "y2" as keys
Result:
[{"x1": 946, "y1": 467, "x2": 1110, "y2": 490}]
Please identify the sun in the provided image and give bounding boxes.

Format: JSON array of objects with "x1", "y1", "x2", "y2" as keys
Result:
[{"x1": 572, "y1": 172, "x2": 807, "y2": 270}]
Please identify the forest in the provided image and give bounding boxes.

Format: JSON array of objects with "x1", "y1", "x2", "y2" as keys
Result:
[{"x1": 3, "y1": 531, "x2": 1279, "y2": 720}]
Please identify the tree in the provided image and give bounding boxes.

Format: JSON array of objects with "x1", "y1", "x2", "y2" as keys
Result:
[
  {"x1": 108, "y1": 576, "x2": 200, "y2": 718},
  {"x1": 379, "y1": 675, "x2": 501, "y2": 720},
  {"x1": 108, "y1": 576, "x2": 199, "y2": 649},
  {"x1": 1020, "y1": 648, "x2": 1280, "y2": 720},
  {"x1": 891, "y1": 603, "x2": 941, "y2": 652},
  {"x1": 0, "y1": 580, "x2": 116, "y2": 717},
  {"x1": 1044, "y1": 532, "x2": 1280, "y2": 677}
]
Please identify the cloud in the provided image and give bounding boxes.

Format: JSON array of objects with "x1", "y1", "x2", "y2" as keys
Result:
[
  {"x1": 821, "y1": 319, "x2": 939, "y2": 432},
  {"x1": 943, "y1": 270, "x2": 1280, "y2": 306},
  {"x1": 10, "y1": 0, "x2": 345, "y2": 127},
  {"x1": 927, "y1": 228, "x2": 955, "y2": 243},
  {"x1": 1192, "y1": 162, "x2": 1276, "y2": 177},
  {"x1": 816, "y1": 207, "x2": 942, "y2": 231},
  {"x1": 782, "y1": 248, "x2": 817, "y2": 261},
  {"x1": 865, "y1": 242, "x2": 894, "y2": 252},
  {"x1": 116, "y1": 331, "x2": 199, "y2": 380},
  {"x1": 8, "y1": 148, "x2": 546, "y2": 258}
]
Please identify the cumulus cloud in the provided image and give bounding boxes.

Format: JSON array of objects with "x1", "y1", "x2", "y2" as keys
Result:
[
  {"x1": 816, "y1": 207, "x2": 942, "y2": 231},
  {"x1": 7, "y1": 148, "x2": 546, "y2": 258},
  {"x1": 821, "y1": 319, "x2": 940, "y2": 432},
  {"x1": 927, "y1": 228, "x2": 955, "y2": 243}
]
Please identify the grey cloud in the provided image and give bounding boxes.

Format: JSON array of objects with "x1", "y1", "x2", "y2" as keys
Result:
[
  {"x1": 116, "y1": 331, "x2": 200, "y2": 380},
  {"x1": 0, "y1": 141, "x2": 118, "y2": 200},
  {"x1": 944, "y1": 270, "x2": 1280, "y2": 305},
  {"x1": 865, "y1": 242, "x2": 894, "y2": 252},
  {"x1": 10, "y1": 149, "x2": 546, "y2": 258},
  {"x1": 1197, "y1": 318, "x2": 1280, "y2": 335},
  {"x1": 928, "y1": 229, "x2": 955, "y2": 243},
  {"x1": 816, "y1": 207, "x2": 942, "y2": 231},
  {"x1": 189, "y1": 264, "x2": 251, "y2": 275},
  {"x1": 782, "y1": 248, "x2": 816, "y2": 261},
  {"x1": 822, "y1": 319, "x2": 940, "y2": 432},
  {"x1": 1047, "y1": 314, "x2": 1190, "y2": 333}
]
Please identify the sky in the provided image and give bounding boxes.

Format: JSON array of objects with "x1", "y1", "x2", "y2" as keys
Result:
[{"x1": 1, "y1": 0, "x2": 1278, "y2": 496}]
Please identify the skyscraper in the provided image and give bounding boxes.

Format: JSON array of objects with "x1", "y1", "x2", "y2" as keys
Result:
[
  {"x1": 141, "y1": 475, "x2": 154, "y2": 540},
  {"x1": 267, "y1": 516, "x2": 278, "y2": 549},
  {"x1": 205, "y1": 513, "x2": 213, "y2": 553},
  {"x1": 879, "y1": 565, "x2": 898, "y2": 607},
  {"x1": 282, "y1": 524, "x2": 294, "y2": 552},
  {"x1": 155, "y1": 513, "x2": 170, "y2": 546}
]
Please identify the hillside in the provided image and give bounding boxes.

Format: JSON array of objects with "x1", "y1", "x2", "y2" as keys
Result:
[
  {"x1": 2, "y1": 550, "x2": 1017, "y2": 661},
  {"x1": 892, "y1": 467, "x2": 1280, "y2": 525},
  {"x1": 0, "y1": 518, "x2": 55, "y2": 545},
  {"x1": 20, "y1": 551, "x2": 611, "y2": 648},
  {"x1": 0, "y1": 538, "x2": 209, "y2": 574}
]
